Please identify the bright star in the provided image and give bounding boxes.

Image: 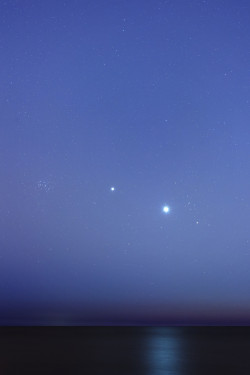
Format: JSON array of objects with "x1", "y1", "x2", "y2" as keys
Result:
[
  {"x1": 110, "y1": 187, "x2": 115, "y2": 191},
  {"x1": 163, "y1": 206, "x2": 170, "y2": 213}
]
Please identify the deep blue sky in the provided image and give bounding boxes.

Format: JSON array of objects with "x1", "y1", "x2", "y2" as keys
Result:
[{"x1": 1, "y1": 0, "x2": 250, "y2": 324}]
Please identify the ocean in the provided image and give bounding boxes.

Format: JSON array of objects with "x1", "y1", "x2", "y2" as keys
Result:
[{"x1": 1, "y1": 326, "x2": 250, "y2": 374}]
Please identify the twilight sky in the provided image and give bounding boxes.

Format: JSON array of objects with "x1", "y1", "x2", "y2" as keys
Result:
[{"x1": 0, "y1": 0, "x2": 250, "y2": 324}]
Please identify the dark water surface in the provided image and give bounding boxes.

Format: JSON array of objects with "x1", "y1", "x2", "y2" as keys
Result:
[{"x1": 1, "y1": 327, "x2": 250, "y2": 374}]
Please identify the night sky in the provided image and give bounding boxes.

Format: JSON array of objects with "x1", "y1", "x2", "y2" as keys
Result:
[{"x1": 1, "y1": 0, "x2": 250, "y2": 324}]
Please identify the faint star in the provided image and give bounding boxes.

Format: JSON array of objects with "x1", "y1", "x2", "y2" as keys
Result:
[{"x1": 37, "y1": 180, "x2": 53, "y2": 192}]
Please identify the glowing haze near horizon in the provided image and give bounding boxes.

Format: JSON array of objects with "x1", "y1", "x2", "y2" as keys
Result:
[{"x1": 1, "y1": 0, "x2": 250, "y2": 324}]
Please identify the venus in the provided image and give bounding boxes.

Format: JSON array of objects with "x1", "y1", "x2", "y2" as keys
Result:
[{"x1": 163, "y1": 206, "x2": 170, "y2": 213}]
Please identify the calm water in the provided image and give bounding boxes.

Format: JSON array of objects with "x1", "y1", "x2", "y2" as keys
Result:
[{"x1": 1, "y1": 327, "x2": 250, "y2": 374}]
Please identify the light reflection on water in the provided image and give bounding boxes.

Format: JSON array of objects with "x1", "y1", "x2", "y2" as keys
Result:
[
  {"x1": 1, "y1": 327, "x2": 250, "y2": 373},
  {"x1": 145, "y1": 327, "x2": 184, "y2": 375}
]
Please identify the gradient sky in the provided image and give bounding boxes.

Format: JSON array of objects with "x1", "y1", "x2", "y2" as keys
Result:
[{"x1": 1, "y1": 0, "x2": 250, "y2": 324}]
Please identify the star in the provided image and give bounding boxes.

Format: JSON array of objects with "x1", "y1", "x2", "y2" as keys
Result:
[
  {"x1": 37, "y1": 180, "x2": 52, "y2": 192},
  {"x1": 110, "y1": 187, "x2": 115, "y2": 191},
  {"x1": 163, "y1": 206, "x2": 170, "y2": 213}
]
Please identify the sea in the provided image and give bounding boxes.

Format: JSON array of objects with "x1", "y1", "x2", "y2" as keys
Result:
[{"x1": 1, "y1": 326, "x2": 250, "y2": 374}]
